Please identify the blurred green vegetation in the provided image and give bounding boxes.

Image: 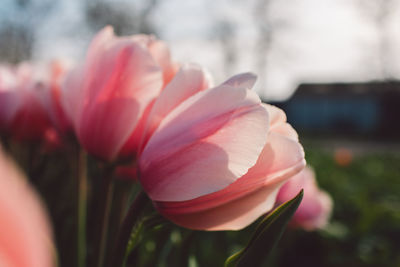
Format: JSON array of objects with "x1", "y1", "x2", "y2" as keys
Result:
[{"x1": 272, "y1": 144, "x2": 400, "y2": 267}]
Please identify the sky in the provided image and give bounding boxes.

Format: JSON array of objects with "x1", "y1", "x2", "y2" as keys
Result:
[{"x1": 2, "y1": 0, "x2": 400, "y2": 100}]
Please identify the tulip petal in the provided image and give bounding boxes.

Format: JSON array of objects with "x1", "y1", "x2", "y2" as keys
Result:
[
  {"x1": 140, "y1": 63, "x2": 211, "y2": 150},
  {"x1": 131, "y1": 34, "x2": 179, "y2": 84},
  {"x1": 61, "y1": 65, "x2": 85, "y2": 129},
  {"x1": 0, "y1": 149, "x2": 53, "y2": 267},
  {"x1": 153, "y1": 129, "x2": 305, "y2": 230},
  {"x1": 86, "y1": 26, "x2": 115, "y2": 66},
  {"x1": 253, "y1": 132, "x2": 305, "y2": 183},
  {"x1": 264, "y1": 104, "x2": 298, "y2": 140},
  {"x1": 140, "y1": 83, "x2": 269, "y2": 201},
  {"x1": 222, "y1": 72, "x2": 257, "y2": 89},
  {"x1": 118, "y1": 98, "x2": 155, "y2": 158},
  {"x1": 77, "y1": 42, "x2": 163, "y2": 160},
  {"x1": 155, "y1": 182, "x2": 283, "y2": 231},
  {"x1": 147, "y1": 39, "x2": 177, "y2": 84}
]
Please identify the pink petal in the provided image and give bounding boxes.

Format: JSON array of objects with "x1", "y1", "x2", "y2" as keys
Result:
[
  {"x1": 147, "y1": 39, "x2": 177, "y2": 84},
  {"x1": 222, "y1": 72, "x2": 257, "y2": 89},
  {"x1": 131, "y1": 34, "x2": 178, "y2": 84},
  {"x1": 254, "y1": 131, "x2": 305, "y2": 182},
  {"x1": 73, "y1": 39, "x2": 163, "y2": 160},
  {"x1": 86, "y1": 26, "x2": 115, "y2": 67},
  {"x1": 0, "y1": 148, "x2": 54, "y2": 267},
  {"x1": 155, "y1": 182, "x2": 283, "y2": 231},
  {"x1": 139, "y1": 63, "x2": 211, "y2": 150},
  {"x1": 61, "y1": 65, "x2": 85, "y2": 129},
  {"x1": 42, "y1": 60, "x2": 72, "y2": 134},
  {"x1": 264, "y1": 104, "x2": 287, "y2": 127},
  {"x1": 118, "y1": 99, "x2": 155, "y2": 159},
  {"x1": 264, "y1": 104, "x2": 298, "y2": 140},
  {"x1": 140, "y1": 81, "x2": 269, "y2": 201},
  {"x1": 154, "y1": 130, "x2": 305, "y2": 230}
]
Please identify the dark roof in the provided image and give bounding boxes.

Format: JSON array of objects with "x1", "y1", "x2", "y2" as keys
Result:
[{"x1": 293, "y1": 81, "x2": 400, "y2": 97}]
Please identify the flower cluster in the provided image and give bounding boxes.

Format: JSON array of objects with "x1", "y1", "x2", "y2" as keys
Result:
[{"x1": 0, "y1": 26, "x2": 332, "y2": 266}]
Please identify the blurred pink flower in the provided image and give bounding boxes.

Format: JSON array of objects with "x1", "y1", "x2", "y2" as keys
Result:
[
  {"x1": 42, "y1": 60, "x2": 73, "y2": 136},
  {"x1": 0, "y1": 147, "x2": 54, "y2": 267},
  {"x1": 139, "y1": 74, "x2": 305, "y2": 230},
  {"x1": 0, "y1": 63, "x2": 53, "y2": 141},
  {"x1": 276, "y1": 166, "x2": 333, "y2": 231},
  {"x1": 61, "y1": 26, "x2": 181, "y2": 161}
]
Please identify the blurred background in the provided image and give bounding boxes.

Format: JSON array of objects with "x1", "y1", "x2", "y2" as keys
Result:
[{"x1": 1, "y1": 0, "x2": 399, "y2": 266}]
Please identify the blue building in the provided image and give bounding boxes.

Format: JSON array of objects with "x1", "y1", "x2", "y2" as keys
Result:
[{"x1": 270, "y1": 82, "x2": 400, "y2": 139}]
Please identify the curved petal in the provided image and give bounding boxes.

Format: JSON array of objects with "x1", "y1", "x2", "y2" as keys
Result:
[
  {"x1": 139, "y1": 63, "x2": 211, "y2": 150},
  {"x1": 155, "y1": 181, "x2": 283, "y2": 231},
  {"x1": 118, "y1": 99, "x2": 156, "y2": 159},
  {"x1": 86, "y1": 26, "x2": 115, "y2": 67},
  {"x1": 0, "y1": 148, "x2": 54, "y2": 267},
  {"x1": 130, "y1": 34, "x2": 179, "y2": 84},
  {"x1": 222, "y1": 72, "x2": 257, "y2": 89},
  {"x1": 140, "y1": 83, "x2": 269, "y2": 201},
  {"x1": 264, "y1": 104, "x2": 298, "y2": 140},
  {"x1": 147, "y1": 38, "x2": 178, "y2": 84},
  {"x1": 256, "y1": 132, "x2": 305, "y2": 182}
]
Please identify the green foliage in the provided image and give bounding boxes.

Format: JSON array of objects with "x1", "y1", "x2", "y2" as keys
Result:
[
  {"x1": 225, "y1": 190, "x2": 303, "y2": 267},
  {"x1": 278, "y1": 145, "x2": 400, "y2": 267}
]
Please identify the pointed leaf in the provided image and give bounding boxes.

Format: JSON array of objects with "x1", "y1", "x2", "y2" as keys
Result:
[
  {"x1": 124, "y1": 214, "x2": 167, "y2": 264},
  {"x1": 225, "y1": 190, "x2": 304, "y2": 267}
]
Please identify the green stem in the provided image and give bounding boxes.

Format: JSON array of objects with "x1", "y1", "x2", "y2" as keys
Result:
[
  {"x1": 109, "y1": 191, "x2": 149, "y2": 267},
  {"x1": 92, "y1": 164, "x2": 115, "y2": 267},
  {"x1": 77, "y1": 148, "x2": 87, "y2": 267},
  {"x1": 105, "y1": 180, "x2": 133, "y2": 263}
]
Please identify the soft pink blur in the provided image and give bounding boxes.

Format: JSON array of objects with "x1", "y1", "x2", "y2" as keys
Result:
[
  {"x1": 139, "y1": 74, "x2": 305, "y2": 230},
  {"x1": 61, "y1": 26, "x2": 180, "y2": 161},
  {"x1": 43, "y1": 60, "x2": 73, "y2": 136},
  {"x1": 276, "y1": 166, "x2": 333, "y2": 231},
  {"x1": 0, "y1": 147, "x2": 54, "y2": 267},
  {"x1": 0, "y1": 63, "x2": 53, "y2": 141}
]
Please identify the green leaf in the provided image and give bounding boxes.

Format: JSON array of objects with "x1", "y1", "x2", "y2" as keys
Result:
[
  {"x1": 124, "y1": 213, "x2": 167, "y2": 264},
  {"x1": 225, "y1": 190, "x2": 304, "y2": 267}
]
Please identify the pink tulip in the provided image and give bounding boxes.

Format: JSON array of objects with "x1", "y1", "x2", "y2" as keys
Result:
[
  {"x1": 62, "y1": 26, "x2": 181, "y2": 161},
  {"x1": 276, "y1": 166, "x2": 333, "y2": 231},
  {"x1": 0, "y1": 146, "x2": 54, "y2": 267},
  {"x1": 0, "y1": 63, "x2": 53, "y2": 141},
  {"x1": 139, "y1": 74, "x2": 305, "y2": 230}
]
